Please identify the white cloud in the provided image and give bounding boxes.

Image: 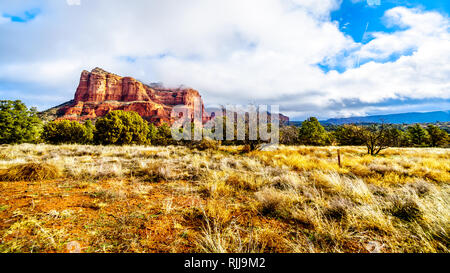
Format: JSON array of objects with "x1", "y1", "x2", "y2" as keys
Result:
[
  {"x1": 0, "y1": 1, "x2": 448, "y2": 119},
  {"x1": 325, "y1": 7, "x2": 450, "y2": 106},
  {"x1": 288, "y1": 0, "x2": 342, "y2": 17},
  {"x1": 66, "y1": 0, "x2": 81, "y2": 6},
  {"x1": 357, "y1": 7, "x2": 449, "y2": 61},
  {"x1": 0, "y1": 15, "x2": 8, "y2": 24}
]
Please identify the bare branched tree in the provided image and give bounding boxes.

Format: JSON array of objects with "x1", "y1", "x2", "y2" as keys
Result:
[{"x1": 359, "y1": 121, "x2": 395, "y2": 155}]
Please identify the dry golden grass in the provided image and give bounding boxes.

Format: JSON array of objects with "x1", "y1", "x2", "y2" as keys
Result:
[
  {"x1": 0, "y1": 162, "x2": 61, "y2": 181},
  {"x1": 0, "y1": 144, "x2": 448, "y2": 253}
]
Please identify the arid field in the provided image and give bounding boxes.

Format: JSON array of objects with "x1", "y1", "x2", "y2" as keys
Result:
[{"x1": 0, "y1": 144, "x2": 448, "y2": 253}]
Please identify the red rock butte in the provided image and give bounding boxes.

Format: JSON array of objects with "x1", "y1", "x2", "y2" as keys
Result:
[
  {"x1": 55, "y1": 67, "x2": 289, "y2": 125},
  {"x1": 57, "y1": 67, "x2": 210, "y2": 125}
]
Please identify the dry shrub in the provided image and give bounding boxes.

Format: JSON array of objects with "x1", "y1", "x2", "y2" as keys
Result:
[
  {"x1": 324, "y1": 198, "x2": 351, "y2": 221},
  {"x1": 251, "y1": 228, "x2": 290, "y2": 252},
  {"x1": 196, "y1": 216, "x2": 274, "y2": 253},
  {"x1": 226, "y1": 174, "x2": 258, "y2": 191},
  {"x1": 203, "y1": 199, "x2": 234, "y2": 225},
  {"x1": 314, "y1": 171, "x2": 345, "y2": 192},
  {"x1": 408, "y1": 179, "x2": 432, "y2": 197},
  {"x1": 195, "y1": 218, "x2": 240, "y2": 253},
  {"x1": 136, "y1": 164, "x2": 177, "y2": 182},
  {"x1": 315, "y1": 172, "x2": 373, "y2": 203},
  {"x1": 199, "y1": 179, "x2": 234, "y2": 198},
  {"x1": 90, "y1": 188, "x2": 129, "y2": 202},
  {"x1": 368, "y1": 162, "x2": 407, "y2": 176},
  {"x1": 0, "y1": 163, "x2": 62, "y2": 181},
  {"x1": 255, "y1": 188, "x2": 293, "y2": 219},
  {"x1": 348, "y1": 164, "x2": 373, "y2": 177},
  {"x1": 271, "y1": 173, "x2": 304, "y2": 191},
  {"x1": 297, "y1": 147, "x2": 316, "y2": 156},
  {"x1": 368, "y1": 184, "x2": 389, "y2": 197},
  {"x1": 194, "y1": 139, "x2": 221, "y2": 151},
  {"x1": 241, "y1": 144, "x2": 252, "y2": 153},
  {"x1": 183, "y1": 207, "x2": 205, "y2": 223},
  {"x1": 388, "y1": 197, "x2": 422, "y2": 222},
  {"x1": 290, "y1": 207, "x2": 315, "y2": 228},
  {"x1": 71, "y1": 181, "x2": 91, "y2": 189}
]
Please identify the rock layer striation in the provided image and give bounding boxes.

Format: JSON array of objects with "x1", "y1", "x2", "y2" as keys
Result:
[{"x1": 58, "y1": 68, "x2": 209, "y2": 125}]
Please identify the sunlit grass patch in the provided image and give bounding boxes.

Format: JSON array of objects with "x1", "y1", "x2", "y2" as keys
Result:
[
  {"x1": 0, "y1": 144, "x2": 448, "y2": 253},
  {"x1": 252, "y1": 150, "x2": 338, "y2": 172}
]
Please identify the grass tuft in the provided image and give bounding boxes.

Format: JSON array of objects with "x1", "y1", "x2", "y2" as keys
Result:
[
  {"x1": 0, "y1": 163, "x2": 62, "y2": 181},
  {"x1": 193, "y1": 139, "x2": 221, "y2": 151},
  {"x1": 136, "y1": 164, "x2": 177, "y2": 182},
  {"x1": 389, "y1": 198, "x2": 423, "y2": 222}
]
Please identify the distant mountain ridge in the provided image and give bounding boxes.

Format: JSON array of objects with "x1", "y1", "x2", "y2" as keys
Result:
[{"x1": 321, "y1": 110, "x2": 450, "y2": 125}]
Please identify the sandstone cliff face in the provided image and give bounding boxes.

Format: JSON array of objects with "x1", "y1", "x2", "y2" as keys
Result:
[
  {"x1": 56, "y1": 67, "x2": 289, "y2": 126},
  {"x1": 74, "y1": 68, "x2": 151, "y2": 102},
  {"x1": 58, "y1": 68, "x2": 209, "y2": 125}
]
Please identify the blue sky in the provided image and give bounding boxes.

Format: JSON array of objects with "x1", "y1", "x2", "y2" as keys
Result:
[
  {"x1": 324, "y1": 0, "x2": 450, "y2": 70},
  {"x1": 0, "y1": 0, "x2": 449, "y2": 120},
  {"x1": 333, "y1": 0, "x2": 449, "y2": 41},
  {"x1": 2, "y1": 8, "x2": 40, "y2": 23}
]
